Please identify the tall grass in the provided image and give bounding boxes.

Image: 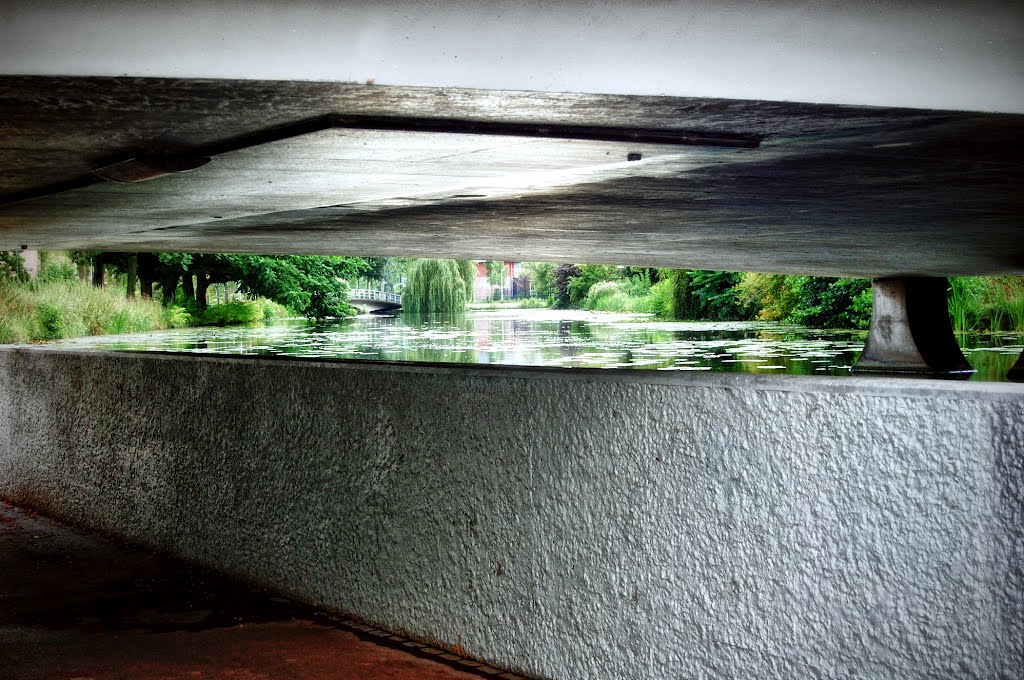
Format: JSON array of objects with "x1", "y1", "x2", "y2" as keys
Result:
[
  {"x1": 948, "y1": 276, "x2": 1024, "y2": 335},
  {"x1": 0, "y1": 279, "x2": 177, "y2": 343}
]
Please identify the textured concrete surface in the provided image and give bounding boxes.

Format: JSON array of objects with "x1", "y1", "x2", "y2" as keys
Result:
[
  {"x1": 0, "y1": 502, "x2": 507, "y2": 680},
  {"x1": 1, "y1": 349, "x2": 1022, "y2": 679}
]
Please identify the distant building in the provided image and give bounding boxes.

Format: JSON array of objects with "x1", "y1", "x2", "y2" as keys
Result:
[{"x1": 473, "y1": 261, "x2": 528, "y2": 301}]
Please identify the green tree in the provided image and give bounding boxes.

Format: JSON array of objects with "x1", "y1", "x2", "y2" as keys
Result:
[
  {"x1": 486, "y1": 261, "x2": 507, "y2": 300},
  {"x1": 403, "y1": 259, "x2": 467, "y2": 316},
  {"x1": 524, "y1": 262, "x2": 556, "y2": 299},
  {"x1": 567, "y1": 264, "x2": 622, "y2": 307},
  {"x1": 133, "y1": 252, "x2": 368, "y2": 320},
  {"x1": 736, "y1": 273, "x2": 797, "y2": 321},
  {"x1": 671, "y1": 270, "x2": 748, "y2": 321},
  {"x1": 457, "y1": 259, "x2": 475, "y2": 300},
  {"x1": 232, "y1": 255, "x2": 367, "y2": 319},
  {"x1": 736, "y1": 273, "x2": 871, "y2": 328},
  {"x1": 0, "y1": 251, "x2": 29, "y2": 283},
  {"x1": 786, "y1": 276, "x2": 871, "y2": 329},
  {"x1": 552, "y1": 264, "x2": 581, "y2": 308}
]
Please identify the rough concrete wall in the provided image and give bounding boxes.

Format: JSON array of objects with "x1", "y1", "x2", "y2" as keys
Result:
[{"x1": 0, "y1": 349, "x2": 1021, "y2": 679}]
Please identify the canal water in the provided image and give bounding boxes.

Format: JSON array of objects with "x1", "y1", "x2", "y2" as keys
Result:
[{"x1": 39, "y1": 309, "x2": 1023, "y2": 381}]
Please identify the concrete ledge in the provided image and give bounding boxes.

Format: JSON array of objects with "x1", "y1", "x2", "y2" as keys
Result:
[{"x1": 1, "y1": 349, "x2": 1022, "y2": 679}]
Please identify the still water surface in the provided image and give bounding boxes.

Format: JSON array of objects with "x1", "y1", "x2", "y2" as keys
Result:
[{"x1": 41, "y1": 309, "x2": 1023, "y2": 381}]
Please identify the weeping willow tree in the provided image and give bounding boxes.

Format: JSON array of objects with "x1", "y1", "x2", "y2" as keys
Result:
[
  {"x1": 403, "y1": 259, "x2": 471, "y2": 316},
  {"x1": 456, "y1": 259, "x2": 476, "y2": 300}
]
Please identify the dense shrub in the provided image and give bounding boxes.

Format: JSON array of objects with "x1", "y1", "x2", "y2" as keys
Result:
[
  {"x1": 671, "y1": 270, "x2": 749, "y2": 321},
  {"x1": 164, "y1": 305, "x2": 192, "y2": 328},
  {"x1": 0, "y1": 251, "x2": 29, "y2": 283},
  {"x1": 195, "y1": 300, "x2": 265, "y2": 325},
  {"x1": 552, "y1": 264, "x2": 581, "y2": 308},
  {"x1": 647, "y1": 278, "x2": 676, "y2": 318},
  {"x1": 37, "y1": 252, "x2": 78, "y2": 283},
  {"x1": 737, "y1": 273, "x2": 872, "y2": 329},
  {"x1": 567, "y1": 265, "x2": 622, "y2": 307},
  {"x1": 787, "y1": 276, "x2": 872, "y2": 329}
]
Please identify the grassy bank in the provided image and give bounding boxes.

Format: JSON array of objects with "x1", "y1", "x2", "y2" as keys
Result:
[
  {"x1": 0, "y1": 279, "x2": 177, "y2": 343},
  {"x1": 467, "y1": 298, "x2": 550, "y2": 311},
  {"x1": 0, "y1": 278, "x2": 290, "y2": 344},
  {"x1": 949, "y1": 276, "x2": 1024, "y2": 334}
]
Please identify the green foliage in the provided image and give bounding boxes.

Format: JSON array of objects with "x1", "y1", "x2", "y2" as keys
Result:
[
  {"x1": 0, "y1": 278, "x2": 169, "y2": 342},
  {"x1": 580, "y1": 279, "x2": 656, "y2": 313},
  {"x1": 623, "y1": 269, "x2": 654, "y2": 297},
  {"x1": 551, "y1": 264, "x2": 581, "y2": 308},
  {"x1": 106, "y1": 304, "x2": 165, "y2": 335},
  {"x1": 485, "y1": 261, "x2": 504, "y2": 287},
  {"x1": 457, "y1": 259, "x2": 476, "y2": 300},
  {"x1": 34, "y1": 302, "x2": 80, "y2": 339},
  {"x1": 516, "y1": 297, "x2": 549, "y2": 309},
  {"x1": 567, "y1": 264, "x2": 621, "y2": 307},
  {"x1": 163, "y1": 305, "x2": 191, "y2": 328},
  {"x1": 736, "y1": 273, "x2": 871, "y2": 329},
  {"x1": 582, "y1": 280, "x2": 629, "y2": 311},
  {"x1": 467, "y1": 297, "x2": 550, "y2": 310},
  {"x1": 195, "y1": 300, "x2": 266, "y2": 326},
  {"x1": 403, "y1": 259, "x2": 468, "y2": 316},
  {"x1": 949, "y1": 276, "x2": 1024, "y2": 333},
  {"x1": 851, "y1": 285, "x2": 873, "y2": 326},
  {"x1": 736, "y1": 273, "x2": 799, "y2": 321},
  {"x1": 0, "y1": 314, "x2": 33, "y2": 344},
  {"x1": 0, "y1": 251, "x2": 29, "y2": 283},
  {"x1": 646, "y1": 278, "x2": 676, "y2": 319},
  {"x1": 786, "y1": 277, "x2": 872, "y2": 329},
  {"x1": 256, "y1": 298, "x2": 291, "y2": 321},
  {"x1": 524, "y1": 262, "x2": 556, "y2": 298},
  {"x1": 669, "y1": 270, "x2": 748, "y2": 321},
  {"x1": 229, "y1": 254, "x2": 365, "y2": 319},
  {"x1": 37, "y1": 252, "x2": 78, "y2": 283}
]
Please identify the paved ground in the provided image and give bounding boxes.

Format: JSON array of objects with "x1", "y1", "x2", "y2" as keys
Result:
[{"x1": 0, "y1": 502, "x2": 524, "y2": 680}]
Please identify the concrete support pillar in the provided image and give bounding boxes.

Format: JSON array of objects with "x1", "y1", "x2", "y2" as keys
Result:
[
  {"x1": 852, "y1": 277, "x2": 974, "y2": 376},
  {"x1": 1008, "y1": 352, "x2": 1024, "y2": 382}
]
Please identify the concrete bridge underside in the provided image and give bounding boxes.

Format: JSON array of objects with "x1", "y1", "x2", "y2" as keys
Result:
[{"x1": 0, "y1": 76, "x2": 1022, "y2": 279}]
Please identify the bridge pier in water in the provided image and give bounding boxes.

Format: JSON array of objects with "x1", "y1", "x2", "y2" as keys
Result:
[
  {"x1": 1010, "y1": 353, "x2": 1024, "y2": 381},
  {"x1": 853, "y1": 278, "x2": 975, "y2": 377}
]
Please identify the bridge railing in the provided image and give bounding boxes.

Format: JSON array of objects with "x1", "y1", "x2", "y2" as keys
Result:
[{"x1": 348, "y1": 289, "x2": 402, "y2": 304}]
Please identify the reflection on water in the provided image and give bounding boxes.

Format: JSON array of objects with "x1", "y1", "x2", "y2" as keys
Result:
[{"x1": 37, "y1": 309, "x2": 1024, "y2": 381}]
